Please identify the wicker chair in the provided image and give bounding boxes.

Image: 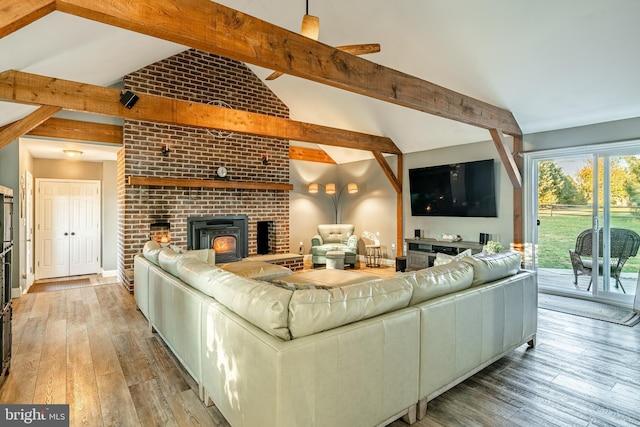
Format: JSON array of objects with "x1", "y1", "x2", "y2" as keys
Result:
[{"x1": 569, "y1": 228, "x2": 640, "y2": 293}]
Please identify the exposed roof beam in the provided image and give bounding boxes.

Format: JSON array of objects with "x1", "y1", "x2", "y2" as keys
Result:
[
  {"x1": 0, "y1": 70, "x2": 400, "y2": 154},
  {"x1": 289, "y1": 146, "x2": 336, "y2": 164},
  {"x1": 0, "y1": 105, "x2": 60, "y2": 149},
  {"x1": 54, "y1": 0, "x2": 522, "y2": 136},
  {"x1": 489, "y1": 128, "x2": 522, "y2": 189},
  {"x1": 372, "y1": 151, "x2": 401, "y2": 194},
  {"x1": 0, "y1": 0, "x2": 55, "y2": 39},
  {"x1": 0, "y1": 117, "x2": 123, "y2": 144}
]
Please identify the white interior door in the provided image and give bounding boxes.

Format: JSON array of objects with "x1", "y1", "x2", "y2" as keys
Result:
[
  {"x1": 69, "y1": 181, "x2": 100, "y2": 275},
  {"x1": 36, "y1": 179, "x2": 100, "y2": 280}
]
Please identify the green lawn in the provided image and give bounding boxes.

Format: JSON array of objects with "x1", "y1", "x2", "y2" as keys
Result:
[{"x1": 537, "y1": 213, "x2": 640, "y2": 272}]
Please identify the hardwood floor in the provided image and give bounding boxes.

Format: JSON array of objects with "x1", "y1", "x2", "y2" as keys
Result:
[{"x1": 2, "y1": 265, "x2": 639, "y2": 426}]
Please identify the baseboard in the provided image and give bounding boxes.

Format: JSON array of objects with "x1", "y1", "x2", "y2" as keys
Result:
[{"x1": 101, "y1": 269, "x2": 118, "y2": 277}]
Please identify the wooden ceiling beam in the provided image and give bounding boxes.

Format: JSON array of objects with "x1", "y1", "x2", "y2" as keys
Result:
[
  {"x1": 5, "y1": 117, "x2": 123, "y2": 144},
  {"x1": 0, "y1": 70, "x2": 400, "y2": 154},
  {"x1": 289, "y1": 146, "x2": 336, "y2": 164},
  {"x1": 0, "y1": 0, "x2": 55, "y2": 39},
  {"x1": 54, "y1": 0, "x2": 522, "y2": 136},
  {"x1": 0, "y1": 105, "x2": 61, "y2": 149},
  {"x1": 489, "y1": 128, "x2": 522, "y2": 189},
  {"x1": 372, "y1": 151, "x2": 401, "y2": 194}
]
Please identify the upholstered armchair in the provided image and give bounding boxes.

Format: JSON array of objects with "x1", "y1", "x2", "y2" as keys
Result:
[{"x1": 311, "y1": 224, "x2": 358, "y2": 267}]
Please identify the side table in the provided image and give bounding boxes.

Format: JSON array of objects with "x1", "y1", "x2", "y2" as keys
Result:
[{"x1": 365, "y1": 245, "x2": 382, "y2": 268}]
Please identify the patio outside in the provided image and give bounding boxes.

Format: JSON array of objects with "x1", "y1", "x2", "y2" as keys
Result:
[{"x1": 536, "y1": 204, "x2": 640, "y2": 297}]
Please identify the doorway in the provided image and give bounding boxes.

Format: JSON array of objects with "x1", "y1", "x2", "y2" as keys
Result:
[
  {"x1": 525, "y1": 142, "x2": 640, "y2": 307},
  {"x1": 35, "y1": 179, "x2": 101, "y2": 280}
]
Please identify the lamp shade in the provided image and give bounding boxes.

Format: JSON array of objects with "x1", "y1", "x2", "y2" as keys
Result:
[
  {"x1": 301, "y1": 14, "x2": 320, "y2": 40},
  {"x1": 347, "y1": 183, "x2": 358, "y2": 193},
  {"x1": 308, "y1": 183, "x2": 319, "y2": 193},
  {"x1": 325, "y1": 183, "x2": 336, "y2": 194}
]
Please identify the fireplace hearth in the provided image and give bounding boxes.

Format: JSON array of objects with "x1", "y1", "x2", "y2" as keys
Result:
[{"x1": 187, "y1": 215, "x2": 248, "y2": 263}]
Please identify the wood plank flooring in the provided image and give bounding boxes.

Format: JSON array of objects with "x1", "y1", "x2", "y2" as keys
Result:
[{"x1": 2, "y1": 265, "x2": 640, "y2": 426}]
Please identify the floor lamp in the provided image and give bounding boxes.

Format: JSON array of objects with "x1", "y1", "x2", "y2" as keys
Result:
[{"x1": 309, "y1": 182, "x2": 358, "y2": 223}]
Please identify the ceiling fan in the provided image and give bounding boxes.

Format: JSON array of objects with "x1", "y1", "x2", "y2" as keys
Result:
[{"x1": 265, "y1": 0, "x2": 381, "y2": 81}]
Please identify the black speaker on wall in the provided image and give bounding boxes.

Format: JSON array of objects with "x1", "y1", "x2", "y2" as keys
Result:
[
  {"x1": 119, "y1": 90, "x2": 139, "y2": 109},
  {"x1": 414, "y1": 229, "x2": 421, "y2": 238}
]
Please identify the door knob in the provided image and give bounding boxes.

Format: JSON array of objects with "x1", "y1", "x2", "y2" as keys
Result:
[
  {"x1": 64, "y1": 232, "x2": 68, "y2": 236},
  {"x1": 71, "y1": 232, "x2": 75, "y2": 236}
]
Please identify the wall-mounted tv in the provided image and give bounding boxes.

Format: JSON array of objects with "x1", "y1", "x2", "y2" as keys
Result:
[{"x1": 409, "y1": 159, "x2": 497, "y2": 217}]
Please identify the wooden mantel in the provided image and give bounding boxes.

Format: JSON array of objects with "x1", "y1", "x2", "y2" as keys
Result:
[{"x1": 127, "y1": 176, "x2": 293, "y2": 191}]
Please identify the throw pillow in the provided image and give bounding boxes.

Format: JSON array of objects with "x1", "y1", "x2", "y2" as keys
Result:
[{"x1": 433, "y1": 248, "x2": 472, "y2": 266}]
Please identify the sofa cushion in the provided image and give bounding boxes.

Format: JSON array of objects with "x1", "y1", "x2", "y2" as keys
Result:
[
  {"x1": 176, "y1": 258, "x2": 293, "y2": 341},
  {"x1": 219, "y1": 260, "x2": 292, "y2": 281},
  {"x1": 459, "y1": 250, "x2": 521, "y2": 286},
  {"x1": 288, "y1": 276, "x2": 413, "y2": 339},
  {"x1": 401, "y1": 261, "x2": 474, "y2": 305},
  {"x1": 142, "y1": 240, "x2": 163, "y2": 265},
  {"x1": 158, "y1": 247, "x2": 206, "y2": 277}
]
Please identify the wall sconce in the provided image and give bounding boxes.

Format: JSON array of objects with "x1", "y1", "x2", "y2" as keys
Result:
[
  {"x1": 261, "y1": 153, "x2": 269, "y2": 165},
  {"x1": 161, "y1": 143, "x2": 170, "y2": 156},
  {"x1": 119, "y1": 90, "x2": 139, "y2": 109},
  {"x1": 63, "y1": 149, "x2": 83, "y2": 158},
  {"x1": 308, "y1": 182, "x2": 359, "y2": 223}
]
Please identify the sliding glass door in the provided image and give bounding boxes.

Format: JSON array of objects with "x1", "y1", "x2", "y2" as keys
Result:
[{"x1": 526, "y1": 142, "x2": 640, "y2": 307}]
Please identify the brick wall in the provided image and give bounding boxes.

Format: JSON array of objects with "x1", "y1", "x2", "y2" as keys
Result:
[{"x1": 118, "y1": 49, "x2": 290, "y2": 290}]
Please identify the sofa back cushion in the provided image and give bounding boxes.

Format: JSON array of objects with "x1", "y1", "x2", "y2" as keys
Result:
[
  {"x1": 176, "y1": 258, "x2": 293, "y2": 341},
  {"x1": 143, "y1": 240, "x2": 163, "y2": 265},
  {"x1": 317, "y1": 224, "x2": 355, "y2": 244},
  {"x1": 402, "y1": 261, "x2": 474, "y2": 305},
  {"x1": 459, "y1": 250, "x2": 521, "y2": 286},
  {"x1": 158, "y1": 248, "x2": 197, "y2": 276},
  {"x1": 288, "y1": 276, "x2": 413, "y2": 339},
  {"x1": 150, "y1": 244, "x2": 216, "y2": 270}
]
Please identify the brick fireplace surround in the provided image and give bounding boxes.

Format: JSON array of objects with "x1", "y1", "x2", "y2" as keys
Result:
[{"x1": 118, "y1": 49, "x2": 293, "y2": 291}]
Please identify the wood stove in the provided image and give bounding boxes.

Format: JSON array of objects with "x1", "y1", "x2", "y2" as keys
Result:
[{"x1": 187, "y1": 215, "x2": 248, "y2": 263}]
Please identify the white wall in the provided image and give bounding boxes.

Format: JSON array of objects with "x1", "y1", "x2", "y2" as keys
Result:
[
  {"x1": 340, "y1": 156, "x2": 399, "y2": 259},
  {"x1": 524, "y1": 116, "x2": 640, "y2": 151},
  {"x1": 289, "y1": 160, "x2": 337, "y2": 255}
]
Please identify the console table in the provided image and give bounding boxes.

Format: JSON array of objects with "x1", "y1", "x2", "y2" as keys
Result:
[{"x1": 405, "y1": 238, "x2": 483, "y2": 270}]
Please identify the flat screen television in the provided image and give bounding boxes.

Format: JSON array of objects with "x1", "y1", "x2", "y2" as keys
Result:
[{"x1": 409, "y1": 159, "x2": 497, "y2": 217}]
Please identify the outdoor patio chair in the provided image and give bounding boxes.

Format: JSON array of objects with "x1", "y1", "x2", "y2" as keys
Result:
[{"x1": 569, "y1": 228, "x2": 640, "y2": 293}]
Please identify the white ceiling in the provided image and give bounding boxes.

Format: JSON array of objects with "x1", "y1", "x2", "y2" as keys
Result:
[{"x1": 1, "y1": 1, "x2": 640, "y2": 163}]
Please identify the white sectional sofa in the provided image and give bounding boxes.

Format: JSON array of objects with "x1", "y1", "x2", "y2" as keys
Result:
[{"x1": 134, "y1": 242, "x2": 537, "y2": 427}]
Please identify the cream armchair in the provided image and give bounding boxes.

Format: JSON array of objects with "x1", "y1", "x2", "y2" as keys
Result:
[{"x1": 311, "y1": 224, "x2": 358, "y2": 267}]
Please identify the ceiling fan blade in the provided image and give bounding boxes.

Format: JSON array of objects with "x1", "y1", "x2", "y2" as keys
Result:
[
  {"x1": 301, "y1": 14, "x2": 320, "y2": 40},
  {"x1": 265, "y1": 70, "x2": 285, "y2": 81},
  {"x1": 336, "y1": 44, "x2": 381, "y2": 55}
]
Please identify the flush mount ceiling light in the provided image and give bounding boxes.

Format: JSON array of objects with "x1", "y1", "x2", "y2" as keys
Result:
[{"x1": 63, "y1": 150, "x2": 83, "y2": 158}]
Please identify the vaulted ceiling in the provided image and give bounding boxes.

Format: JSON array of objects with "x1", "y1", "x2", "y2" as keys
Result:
[{"x1": 1, "y1": 0, "x2": 639, "y2": 163}]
